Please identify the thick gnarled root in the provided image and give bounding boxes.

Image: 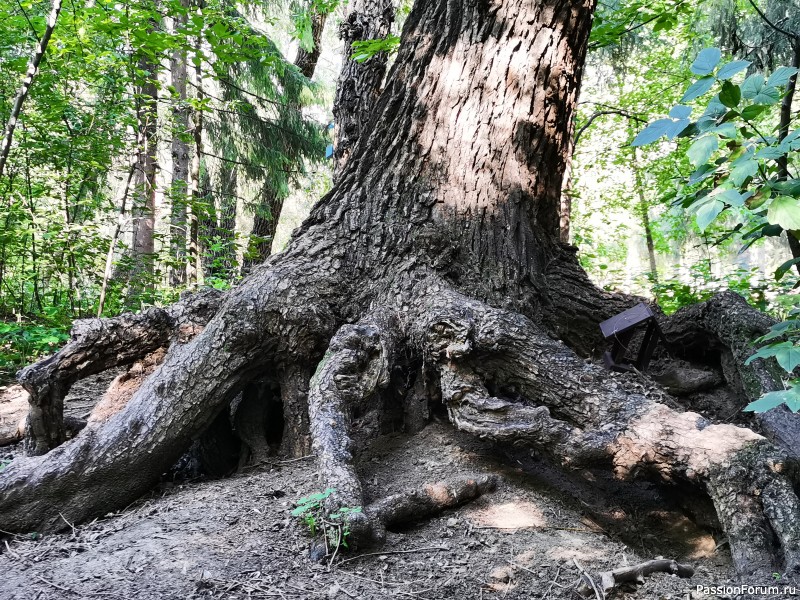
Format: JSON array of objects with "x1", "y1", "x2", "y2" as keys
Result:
[
  {"x1": 412, "y1": 285, "x2": 800, "y2": 577},
  {"x1": 663, "y1": 291, "x2": 799, "y2": 461},
  {"x1": 307, "y1": 311, "x2": 397, "y2": 545},
  {"x1": 0, "y1": 260, "x2": 343, "y2": 533},
  {"x1": 18, "y1": 289, "x2": 222, "y2": 455},
  {"x1": 306, "y1": 308, "x2": 500, "y2": 550}
]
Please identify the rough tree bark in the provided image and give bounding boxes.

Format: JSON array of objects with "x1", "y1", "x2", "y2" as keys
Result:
[
  {"x1": 2, "y1": 0, "x2": 799, "y2": 581},
  {"x1": 332, "y1": 0, "x2": 393, "y2": 178}
]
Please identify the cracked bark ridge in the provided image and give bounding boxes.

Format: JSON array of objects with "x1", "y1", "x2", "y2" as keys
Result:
[
  {"x1": 18, "y1": 288, "x2": 222, "y2": 455},
  {"x1": 332, "y1": 0, "x2": 394, "y2": 178}
]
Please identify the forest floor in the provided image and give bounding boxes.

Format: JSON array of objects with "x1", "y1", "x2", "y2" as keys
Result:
[{"x1": 0, "y1": 376, "x2": 758, "y2": 600}]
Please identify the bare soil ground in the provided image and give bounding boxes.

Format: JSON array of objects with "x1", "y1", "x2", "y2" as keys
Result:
[{"x1": 1, "y1": 416, "x2": 746, "y2": 600}]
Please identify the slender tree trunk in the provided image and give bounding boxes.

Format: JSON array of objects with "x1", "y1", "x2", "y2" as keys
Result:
[
  {"x1": 98, "y1": 156, "x2": 138, "y2": 317},
  {"x1": 0, "y1": 0, "x2": 63, "y2": 180},
  {"x1": 633, "y1": 150, "x2": 658, "y2": 284},
  {"x1": 200, "y1": 165, "x2": 237, "y2": 277},
  {"x1": 244, "y1": 3, "x2": 329, "y2": 268},
  {"x1": 332, "y1": 0, "x2": 394, "y2": 179},
  {"x1": 128, "y1": 54, "x2": 159, "y2": 305},
  {"x1": 187, "y1": 28, "x2": 204, "y2": 287},
  {"x1": 170, "y1": 4, "x2": 190, "y2": 287}
]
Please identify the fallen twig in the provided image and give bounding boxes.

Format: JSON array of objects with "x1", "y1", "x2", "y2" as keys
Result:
[
  {"x1": 573, "y1": 559, "x2": 604, "y2": 600},
  {"x1": 574, "y1": 558, "x2": 694, "y2": 598}
]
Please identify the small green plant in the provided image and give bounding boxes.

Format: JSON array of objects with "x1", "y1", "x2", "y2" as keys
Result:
[
  {"x1": 292, "y1": 488, "x2": 363, "y2": 560},
  {"x1": 0, "y1": 459, "x2": 10, "y2": 472}
]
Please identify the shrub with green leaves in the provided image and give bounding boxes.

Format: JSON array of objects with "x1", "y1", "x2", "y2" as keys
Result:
[
  {"x1": 0, "y1": 322, "x2": 70, "y2": 382},
  {"x1": 634, "y1": 47, "x2": 800, "y2": 412},
  {"x1": 633, "y1": 48, "x2": 799, "y2": 245}
]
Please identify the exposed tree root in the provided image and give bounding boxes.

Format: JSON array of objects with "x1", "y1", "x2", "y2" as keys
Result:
[
  {"x1": 408, "y1": 284, "x2": 800, "y2": 577},
  {"x1": 2, "y1": 263, "x2": 798, "y2": 579},
  {"x1": 307, "y1": 311, "x2": 397, "y2": 543},
  {"x1": 0, "y1": 258, "x2": 342, "y2": 532},
  {"x1": 663, "y1": 291, "x2": 800, "y2": 461},
  {"x1": 575, "y1": 558, "x2": 694, "y2": 598},
  {"x1": 367, "y1": 474, "x2": 498, "y2": 530},
  {"x1": 18, "y1": 289, "x2": 222, "y2": 455}
]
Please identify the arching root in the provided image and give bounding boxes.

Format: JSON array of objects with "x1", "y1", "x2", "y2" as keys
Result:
[
  {"x1": 18, "y1": 289, "x2": 222, "y2": 455},
  {"x1": 413, "y1": 286, "x2": 800, "y2": 577},
  {"x1": 307, "y1": 310, "x2": 397, "y2": 544},
  {"x1": 307, "y1": 310, "x2": 497, "y2": 547}
]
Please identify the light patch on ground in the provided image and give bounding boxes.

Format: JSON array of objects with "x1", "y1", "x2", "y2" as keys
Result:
[
  {"x1": 546, "y1": 543, "x2": 608, "y2": 562},
  {"x1": 467, "y1": 500, "x2": 547, "y2": 529}
]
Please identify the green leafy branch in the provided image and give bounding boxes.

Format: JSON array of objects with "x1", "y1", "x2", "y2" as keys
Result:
[
  {"x1": 350, "y1": 35, "x2": 400, "y2": 63},
  {"x1": 634, "y1": 47, "x2": 800, "y2": 413}
]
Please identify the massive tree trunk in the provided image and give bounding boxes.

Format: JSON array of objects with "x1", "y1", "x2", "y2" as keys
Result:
[{"x1": 2, "y1": 0, "x2": 800, "y2": 581}]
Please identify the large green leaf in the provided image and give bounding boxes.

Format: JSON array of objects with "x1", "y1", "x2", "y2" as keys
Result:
[
  {"x1": 717, "y1": 60, "x2": 751, "y2": 80},
  {"x1": 691, "y1": 48, "x2": 721, "y2": 76},
  {"x1": 687, "y1": 136, "x2": 718, "y2": 167},
  {"x1": 740, "y1": 104, "x2": 769, "y2": 120},
  {"x1": 776, "y1": 258, "x2": 800, "y2": 281},
  {"x1": 767, "y1": 66, "x2": 799, "y2": 88},
  {"x1": 714, "y1": 188, "x2": 749, "y2": 206},
  {"x1": 741, "y1": 74, "x2": 765, "y2": 99},
  {"x1": 669, "y1": 105, "x2": 692, "y2": 119},
  {"x1": 711, "y1": 122, "x2": 737, "y2": 139},
  {"x1": 753, "y1": 86, "x2": 781, "y2": 105},
  {"x1": 681, "y1": 77, "x2": 715, "y2": 103},
  {"x1": 745, "y1": 387, "x2": 800, "y2": 413},
  {"x1": 767, "y1": 196, "x2": 800, "y2": 230},
  {"x1": 631, "y1": 119, "x2": 673, "y2": 146},
  {"x1": 689, "y1": 163, "x2": 716, "y2": 184},
  {"x1": 755, "y1": 147, "x2": 786, "y2": 160},
  {"x1": 695, "y1": 199, "x2": 724, "y2": 232},
  {"x1": 729, "y1": 159, "x2": 758, "y2": 186},
  {"x1": 775, "y1": 344, "x2": 800, "y2": 372},
  {"x1": 747, "y1": 341, "x2": 800, "y2": 373},
  {"x1": 719, "y1": 81, "x2": 741, "y2": 108}
]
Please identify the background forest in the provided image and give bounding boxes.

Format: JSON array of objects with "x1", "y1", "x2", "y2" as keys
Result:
[{"x1": 0, "y1": 0, "x2": 797, "y2": 382}]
